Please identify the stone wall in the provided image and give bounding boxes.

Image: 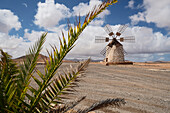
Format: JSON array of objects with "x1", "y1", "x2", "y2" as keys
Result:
[{"x1": 105, "y1": 45, "x2": 124, "y2": 63}]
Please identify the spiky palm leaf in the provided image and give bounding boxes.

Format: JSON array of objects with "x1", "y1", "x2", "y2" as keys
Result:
[
  {"x1": 0, "y1": 33, "x2": 47, "y2": 112},
  {"x1": 15, "y1": 33, "x2": 47, "y2": 111},
  {"x1": 24, "y1": 1, "x2": 118, "y2": 112},
  {"x1": 77, "y1": 98, "x2": 126, "y2": 113},
  {"x1": 50, "y1": 96, "x2": 86, "y2": 113},
  {"x1": 0, "y1": 50, "x2": 19, "y2": 112},
  {"x1": 0, "y1": 0, "x2": 118, "y2": 112},
  {"x1": 39, "y1": 59, "x2": 90, "y2": 112}
]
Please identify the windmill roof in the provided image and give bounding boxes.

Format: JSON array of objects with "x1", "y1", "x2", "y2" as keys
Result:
[{"x1": 108, "y1": 38, "x2": 122, "y2": 47}]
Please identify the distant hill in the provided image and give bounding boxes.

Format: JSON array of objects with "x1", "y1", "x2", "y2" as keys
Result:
[
  {"x1": 13, "y1": 54, "x2": 49, "y2": 64},
  {"x1": 145, "y1": 61, "x2": 170, "y2": 63},
  {"x1": 13, "y1": 54, "x2": 76, "y2": 64}
]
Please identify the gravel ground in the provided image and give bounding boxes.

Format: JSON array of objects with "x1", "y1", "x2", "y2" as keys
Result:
[
  {"x1": 33, "y1": 63, "x2": 170, "y2": 113},
  {"x1": 64, "y1": 63, "x2": 170, "y2": 113}
]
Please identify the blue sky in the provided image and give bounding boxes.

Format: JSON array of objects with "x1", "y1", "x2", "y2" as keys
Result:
[{"x1": 0, "y1": 0, "x2": 170, "y2": 62}]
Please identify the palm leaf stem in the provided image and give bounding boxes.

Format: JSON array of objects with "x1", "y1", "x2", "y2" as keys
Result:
[{"x1": 17, "y1": 33, "x2": 47, "y2": 107}]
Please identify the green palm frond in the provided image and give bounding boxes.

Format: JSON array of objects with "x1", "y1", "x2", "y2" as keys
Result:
[
  {"x1": 51, "y1": 96, "x2": 86, "y2": 113},
  {"x1": 28, "y1": 59, "x2": 90, "y2": 112},
  {"x1": 0, "y1": 49, "x2": 19, "y2": 112},
  {"x1": 0, "y1": 33, "x2": 47, "y2": 112},
  {"x1": 25, "y1": 1, "x2": 117, "y2": 112},
  {"x1": 16, "y1": 32, "x2": 47, "y2": 108},
  {"x1": 0, "y1": 0, "x2": 119, "y2": 112},
  {"x1": 77, "y1": 98, "x2": 126, "y2": 113}
]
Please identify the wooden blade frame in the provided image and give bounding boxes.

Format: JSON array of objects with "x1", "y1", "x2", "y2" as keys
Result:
[
  {"x1": 118, "y1": 36, "x2": 135, "y2": 43},
  {"x1": 116, "y1": 25, "x2": 128, "y2": 36},
  {"x1": 100, "y1": 46, "x2": 111, "y2": 56},
  {"x1": 104, "y1": 24, "x2": 114, "y2": 36},
  {"x1": 95, "y1": 36, "x2": 111, "y2": 43},
  {"x1": 100, "y1": 45, "x2": 127, "y2": 56}
]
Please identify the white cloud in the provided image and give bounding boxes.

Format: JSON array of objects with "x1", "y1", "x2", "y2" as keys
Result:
[
  {"x1": 1, "y1": 0, "x2": 170, "y2": 62},
  {"x1": 73, "y1": 0, "x2": 102, "y2": 17},
  {"x1": 90, "y1": 19, "x2": 104, "y2": 26},
  {"x1": 125, "y1": 53, "x2": 170, "y2": 62},
  {"x1": 0, "y1": 9, "x2": 21, "y2": 33},
  {"x1": 129, "y1": 12, "x2": 145, "y2": 25},
  {"x1": 34, "y1": 0, "x2": 110, "y2": 29},
  {"x1": 0, "y1": 33, "x2": 23, "y2": 49},
  {"x1": 22, "y1": 3, "x2": 28, "y2": 8},
  {"x1": 73, "y1": 0, "x2": 110, "y2": 18},
  {"x1": 1, "y1": 23, "x2": 170, "y2": 61},
  {"x1": 23, "y1": 26, "x2": 69, "y2": 56},
  {"x1": 122, "y1": 26, "x2": 170, "y2": 54},
  {"x1": 24, "y1": 30, "x2": 44, "y2": 43},
  {"x1": 68, "y1": 25, "x2": 126, "y2": 59},
  {"x1": 72, "y1": 0, "x2": 110, "y2": 26},
  {"x1": 0, "y1": 9, "x2": 23, "y2": 58},
  {"x1": 66, "y1": 25, "x2": 170, "y2": 61},
  {"x1": 0, "y1": 18, "x2": 67, "y2": 59},
  {"x1": 125, "y1": 54, "x2": 154, "y2": 62},
  {"x1": 0, "y1": 32, "x2": 29, "y2": 58},
  {"x1": 67, "y1": 25, "x2": 106, "y2": 58},
  {"x1": 0, "y1": 29, "x2": 61, "y2": 58},
  {"x1": 34, "y1": 0, "x2": 71, "y2": 29},
  {"x1": 130, "y1": 0, "x2": 170, "y2": 29},
  {"x1": 126, "y1": 0, "x2": 135, "y2": 9},
  {"x1": 98, "y1": 9, "x2": 110, "y2": 19},
  {"x1": 46, "y1": 24, "x2": 66, "y2": 33}
]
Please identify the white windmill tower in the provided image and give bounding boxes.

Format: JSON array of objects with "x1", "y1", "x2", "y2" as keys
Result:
[{"x1": 95, "y1": 24, "x2": 135, "y2": 64}]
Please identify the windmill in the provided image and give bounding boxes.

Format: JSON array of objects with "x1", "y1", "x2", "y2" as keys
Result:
[{"x1": 95, "y1": 24, "x2": 135, "y2": 63}]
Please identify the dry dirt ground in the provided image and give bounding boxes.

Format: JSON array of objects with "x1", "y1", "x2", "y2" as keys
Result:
[{"x1": 35, "y1": 62, "x2": 170, "y2": 113}]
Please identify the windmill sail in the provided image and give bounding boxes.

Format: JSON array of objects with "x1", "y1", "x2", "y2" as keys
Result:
[
  {"x1": 104, "y1": 24, "x2": 114, "y2": 36},
  {"x1": 118, "y1": 36, "x2": 135, "y2": 43},
  {"x1": 95, "y1": 24, "x2": 135, "y2": 63},
  {"x1": 95, "y1": 36, "x2": 111, "y2": 43},
  {"x1": 100, "y1": 46, "x2": 111, "y2": 56},
  {"x1": 116, "y1": 25, "x2": 128, "y2": 36}
]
